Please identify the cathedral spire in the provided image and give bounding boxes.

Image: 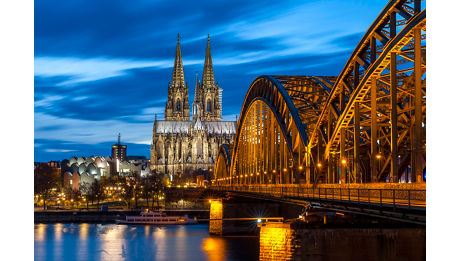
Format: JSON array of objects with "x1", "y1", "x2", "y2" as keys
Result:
[
  {"x1": 171, "y1": 33, "x2": 185, "y2": 88},
  {"x1": 202, "y1": 34, "x2": 215, "y2": 88},
  {"x1": 165, "y1": 34, "x2": 190, "y2": 121}
]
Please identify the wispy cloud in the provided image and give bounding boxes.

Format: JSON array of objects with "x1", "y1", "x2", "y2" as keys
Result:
[
  {"x1": 34, "y1": 56, "x2": 201, "y2": 86},
  {"x1": 45, "y1": 149, "x2": 76, "y2": 153},
  {"x1": 35, "y1": 112, "x2": 152, "y2": 145},
  {"x1": 34, "y1": 95, "x2": 65, "y2": 108}
]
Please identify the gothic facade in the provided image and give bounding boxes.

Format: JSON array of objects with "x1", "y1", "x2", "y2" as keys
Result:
[{"x1": 150, "y1": 35, "x2": 236, "y2": 179}]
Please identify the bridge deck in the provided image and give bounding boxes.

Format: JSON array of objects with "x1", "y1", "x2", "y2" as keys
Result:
[{"x1": 212, "y1": 185, "x2": 426, "y2": 209}]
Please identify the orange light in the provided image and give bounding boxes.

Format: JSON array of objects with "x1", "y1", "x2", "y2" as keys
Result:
[
  {"x1": 317, "y1": 163, "x2": 322, "y2": 168},
  {"x1": 245, "y1": 174, "x2": 248, "y2": 177},
  {"x1": 283, "y1": 168, "x2": 287, "y2": 172},
  {"x1": 341, "y1": 159, "x2": 347, "y2": 165},
  {"x1": 376, "y1": 153, "x2": 382, "y2": 159},
  {"x1": 298, "y1": 166, "x2": 303, "y2": 170},
  {"x1": 257, "y1": 172, "x2": 260, "y2": 176},
  {"x1": 209, "y1": 199, "x2": 212, "y2": 203},
  {"x1": 250, "y1": 174, "x2": 253, "y2": 177},
  {"x1": 264, "y1": 171, "x2": 267, "y2": 174}
]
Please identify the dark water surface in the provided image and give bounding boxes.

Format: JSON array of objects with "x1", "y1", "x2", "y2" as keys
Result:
[
  {"x1": 35, "y1": 223, "x2": 425, "y2": 261},
  {"x1": 34, "y1": 223, "x2": 259, "y2": 261}
]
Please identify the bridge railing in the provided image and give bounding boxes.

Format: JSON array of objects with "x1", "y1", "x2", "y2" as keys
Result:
[{"x1": 212, "y1": 185, "x2": 426, "y2": 209}]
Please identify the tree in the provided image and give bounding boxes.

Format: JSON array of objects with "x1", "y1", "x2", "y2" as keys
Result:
[
  {"x1": 150, "y1": 173, "x2": 165, "y2": 208},
  {"x1": 88, "y1": 179, "x2": 105, "y2": 208},
  {"x1": 79, "y1": 182, "x2": 90, "y2": 209},
  {"x1": 34, "y1": 164, "x2": 61, "y2": 210}
]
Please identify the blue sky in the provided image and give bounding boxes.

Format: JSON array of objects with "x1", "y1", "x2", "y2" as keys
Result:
[{"x1": 34, "y1": 0, "x2": 387, "y2": 162}]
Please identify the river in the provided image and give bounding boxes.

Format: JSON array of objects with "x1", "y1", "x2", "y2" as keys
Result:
[{"x1": 34, "y1": 223, "x2": 425, "y2": 261}]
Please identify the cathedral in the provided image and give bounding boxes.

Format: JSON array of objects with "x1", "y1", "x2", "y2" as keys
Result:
[{"x1": 150, "y1": 34, "x2": 236, "y2": 179}]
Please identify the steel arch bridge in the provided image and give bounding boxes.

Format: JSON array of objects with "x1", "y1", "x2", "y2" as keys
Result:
[{"x1": 213, "y1": 0, "x2": 426, "y2": 221}]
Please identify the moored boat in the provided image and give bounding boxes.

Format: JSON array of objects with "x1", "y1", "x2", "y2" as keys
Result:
[{"x1": 116, "y1": 210, "x2": 198, "y2": 225}]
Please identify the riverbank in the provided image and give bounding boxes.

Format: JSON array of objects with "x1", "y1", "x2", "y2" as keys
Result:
[{"x1": 34, "y1": 209, "x2": 210, "y2": 223}]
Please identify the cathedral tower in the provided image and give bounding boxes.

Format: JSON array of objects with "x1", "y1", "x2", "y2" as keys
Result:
[
  {"x1": 165, "y1": 34, "x2": 190, "y2": 121},
  {"x1": 192, "y1": 35, "x2": 222, "y2": 121}
]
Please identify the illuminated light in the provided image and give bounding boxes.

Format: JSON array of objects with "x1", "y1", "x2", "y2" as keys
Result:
[
  {"x1": 240, "y1": 175, "x2": 243, "y2": 178},
  {"x1": 245, "y1": 174, "x2": 248, "y2": 177},
  {"x1": 298, "y1": 166, "x2": 303, "y2": 170},
  {"x1": 250, "y1": 174, "x2": 253, "y2": 177},
  {"x1": 257, "y1": 172, "x2": 260, "y2": 176},
  {"x1": 376, "y1": 153, "x2": 382, "y2": 159},
  {"x1": 336, "y1": 212, "x2": 345, "y2": 216},
  {"x1": 259, "y1": 225, "x2": 294, "y2": 260},
  {"x1": 272, "y1": 170, "x2": 276, "y2": 173},
  {"x1": 264, "y1": 171, "x2": 267, "y2": 174},
  {"x1": 341, "y1": 159, "x2": 347, "y2": 165},
  {"x1": 209, "y1": 200, "x2": 223, "y2": 235},
  {"x1": 257, "y1": 219, "x2": 262, "y2": 223},
  {"x1": 209, "y1": 199, "x2": 212, "y2": 203},
  {"x1": 317, "y1": 163, "x2": 322, "y2": 168},
  {"x1": 283, "y1": 168, "x2": 287, "y2": 172}
]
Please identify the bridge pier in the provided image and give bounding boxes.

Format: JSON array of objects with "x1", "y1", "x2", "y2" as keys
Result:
[
  {"x1": 258, "y1": 221, "x2": 425, "y2": 261},
  {"x1": 208, "y1": 197, "x2": 304, "y2": 236}
]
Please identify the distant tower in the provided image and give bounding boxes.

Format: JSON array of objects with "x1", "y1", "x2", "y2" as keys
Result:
[
  {"x1": 111, "y1": 133, "x2": 127, "y2": 162},
  {"x1": 165, "y1": 33, "x2": 190, "y2": 121},
  {"x1": 192, "y1": 35, "x2": 222, "y2": 121}
]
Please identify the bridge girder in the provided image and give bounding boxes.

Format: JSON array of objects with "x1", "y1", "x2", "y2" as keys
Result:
[{"x1": 214, "y1": 0, "x2": 426, "y2": 187}]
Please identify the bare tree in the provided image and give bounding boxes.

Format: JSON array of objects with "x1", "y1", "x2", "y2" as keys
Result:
[
  {"x1": 34, "y1": 164, "x2": 61, "y2": 210},
  {"x1": 88, "y1": 179, "x2": 105, "y2": 208}
]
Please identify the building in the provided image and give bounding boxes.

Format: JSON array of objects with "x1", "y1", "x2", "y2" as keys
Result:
[
  {"x1": 111, "y1": 133, "x2": 127, "y2": 162},
  {"x1": 150, "y1": 35, "x2": 236, "y2": 180}
]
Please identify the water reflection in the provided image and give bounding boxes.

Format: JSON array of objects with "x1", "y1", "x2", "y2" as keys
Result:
[
  {"x1": 100, "y1": 224, "x2": 126, "y2": 260},
  {"x1": 202, "y1": 237, "x2": 226, "y2": 261},
  {"x1": 35, "y1": 223, "x2": 47, "y2": 242},
  {"x1": 35, "y1": 224, "x2": 259, "y2": 261},
  {"x1": 153, "y1": 227, "x2": 167, "y2": 260}
]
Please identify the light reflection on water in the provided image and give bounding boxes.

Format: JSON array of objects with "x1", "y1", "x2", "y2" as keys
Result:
[{"x1": 34, "y1": 224, "x2": 259, "y2": 261}]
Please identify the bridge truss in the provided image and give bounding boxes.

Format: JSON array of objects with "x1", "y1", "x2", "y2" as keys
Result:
[{"x1": 214, "y1": 0, "x2": 426, "y2": 192}]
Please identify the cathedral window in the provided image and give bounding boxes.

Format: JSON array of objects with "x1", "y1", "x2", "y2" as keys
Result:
[
  {"x1": 176, "y1": 99, "x2": 181, "y2": 111},
  {"x1": 207, "y1": 100, "x2": 212, "y2": 112}
]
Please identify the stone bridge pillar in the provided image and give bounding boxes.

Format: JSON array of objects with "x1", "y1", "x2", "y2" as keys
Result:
[
  {"x1": 209, "y1": 199, "x2": 223, "y2": 235},
  {"x1": 208, "y1": 197, "x2": 303, "y2": 235}
]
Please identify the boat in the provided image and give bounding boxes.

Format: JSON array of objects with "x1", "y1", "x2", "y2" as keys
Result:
[{"x1": 116, "y1": 209, "x2": 198, "y2": 225}]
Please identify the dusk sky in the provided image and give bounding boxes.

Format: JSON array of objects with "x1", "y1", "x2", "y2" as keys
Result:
[{"x1": 35, "y1": 0, "x2": 388, "y2": 162}]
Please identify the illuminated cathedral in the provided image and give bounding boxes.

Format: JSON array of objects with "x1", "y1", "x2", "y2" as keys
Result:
[{"x1": 150, "y1": 35, "x2": 236, "y2": 179}]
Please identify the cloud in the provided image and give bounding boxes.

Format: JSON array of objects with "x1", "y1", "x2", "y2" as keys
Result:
[
  {"x1": 45, "y1": 149, "x2": 76, "y2": 153},
  {"x1": 35, "y1": 112, "x2": 152, "y2": 145},
  {"x1": 34, "y1": 95, "x2": 65, "y2": 108},
  {"x1": 34, "y1": 56, "x2": 201, "y2": 86}
]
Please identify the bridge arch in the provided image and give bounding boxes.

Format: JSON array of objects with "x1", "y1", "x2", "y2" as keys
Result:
[
  {"x1": 214, "y1": 0, "x2": 426, "y2": 187},
  {"x1": 308, "y1": 0, "x2": 426, "y2": 184},
  {"x1": 214, "y1": 144, "x2": 232, "y2": 185},
  {"x1": 227, "y1": 76, "x2": 334, "y2": 185}
]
